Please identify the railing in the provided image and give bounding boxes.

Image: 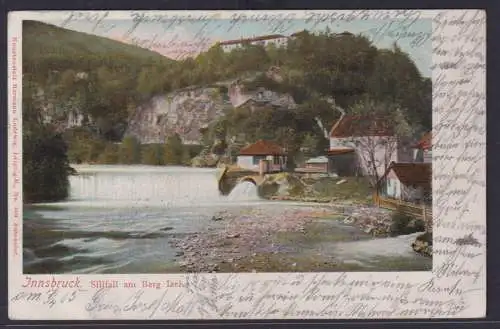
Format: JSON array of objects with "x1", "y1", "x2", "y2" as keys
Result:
[{"x1": 374, "y1": 194, "x2": 433, "y2": 231}]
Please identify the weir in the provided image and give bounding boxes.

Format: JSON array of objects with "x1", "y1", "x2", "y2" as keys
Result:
[
  {"x1": 68, "y1": 165, "x2": 264, "y2": 206},
  {"x1": 71, "y1": 165, "x2": 222, "y2": 204}
]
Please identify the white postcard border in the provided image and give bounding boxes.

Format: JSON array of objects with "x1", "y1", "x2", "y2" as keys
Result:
[{"x1": 8, "y1": 9, "x2": 486, "y2": 320}]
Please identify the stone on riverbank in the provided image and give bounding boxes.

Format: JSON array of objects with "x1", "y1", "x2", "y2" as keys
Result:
[
  {"x1": 345, "y1": 206, "x2": 393, "y2": 237},
  {"x1": 169, "y1": 206, "x2": 323, "y2": 272},
  {"x1": 412, "y1": 232, "x2": 432, "y2": 257},
  {"x1": 258, "y1": 172, "x2": 309, "y2": 198},
  {"x1": 191, "y1": 154, "x2": 219, "y2": 167}
]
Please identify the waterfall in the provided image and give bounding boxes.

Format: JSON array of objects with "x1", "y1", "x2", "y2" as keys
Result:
[
  {"x1": 69, "y1": 165, "x2": 224, "y2": 207},
  {"x1": 67, "y1": 165, "x2": 263, "y2": 208},
  {"x1": 227, "y1": 181, "x2": 260, "y2": 201}
]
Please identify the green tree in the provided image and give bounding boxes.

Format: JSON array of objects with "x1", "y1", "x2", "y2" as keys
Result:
[
  {"x1": 366, "y1": 44, "x2": 431, "y2": 132},
  {"x1": 119, "y1": 135, "x2": 141, "y2": 164},
  {"x1": 98, "y1": 143, "x2": 120, "y2": 164},
  {"x1": 22, "y1": 74, "x2": 74, "y2": 203},
  {"x1": 285, "y1": 30, "x2": 378, "y2": 108},
  {"x1": 64, "y1": 128, "x2": 107, "y2": 163},
  {"x1": 275, "y1": 126, "x2": 301, "y2": 171},
  {"x1": 87, "y1": 139, "x2": 107, "y2": 163},
  {"x1": 181, "y1": 148, "x2": 192, "y2": 165},
  {"x1": 141, "y1": 144, "x2": 164, "y2": 165},
  {"x1": 300, "y1": 133, "x2": 319, "y2": 157},
  {"x1": 23, "y1": 126, "x2": 74, "y2": 203},
  {"x1": 163, "y1": 134, "x2": 184, "y2": 165}
]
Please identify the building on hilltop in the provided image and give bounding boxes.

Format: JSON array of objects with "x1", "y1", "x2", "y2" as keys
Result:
[
  {"x1": 216, "y1": 34, "x2": 289, "y2": 52},
  {"x1": 216, "y1": 30, "x2": 356, "y2": 52}
]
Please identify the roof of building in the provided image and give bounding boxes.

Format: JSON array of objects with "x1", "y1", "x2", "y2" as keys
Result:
[
  {"x1": 290, "y1": 30, "x2": 353, "y2": 38},
  {"x1": 379, "y1": 162, "x2": 432, "y2": 189},
  {"x1": 330, "y1": 115, "x2": 395, "y2": 138},
  {"x1": 327, "y1": 148, "x2": 355, "y2": 156},
  {"x1": 413, "y1": 132, "x2": 432, "y2": 150},
  {"x1": 218, "y1": 34, "x2": 287, "y2": 46},
  {"x1": 306, "y1": 156, "x2": 329, "y2": 164},
  {"x1": 238, "y1": 139, "x2": 286, "y2": 156}
]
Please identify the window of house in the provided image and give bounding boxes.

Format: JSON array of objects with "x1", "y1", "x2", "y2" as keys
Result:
[
  {"x1": 252, "y1": 156, "x2": 266, "y2": 165},
  {"x1": 385, "y1": 180, "x2": 393, "y2": 197},
  {"x1": 273, "y1": 156, "x2": 281, "y2": 165}
]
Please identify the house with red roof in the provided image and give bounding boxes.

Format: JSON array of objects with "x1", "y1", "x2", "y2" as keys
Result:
[
  {"x1": 412, "y1": 132, "x2": 432, "y2": 163},
  {"x1": 236, "y1": 139, "x2": 287, "y2": 172},
  {"x1": 376, "y1": 161, "x2": 432, "y2": 205},
  {"x1": 327, "y1": 115, "x2": 414, "y2": 180}
]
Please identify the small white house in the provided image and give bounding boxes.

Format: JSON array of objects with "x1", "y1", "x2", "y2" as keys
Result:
[
  {"x1": 236, "y1": 140, "x2": 287, "y2": 172},
  {"x1": 376, "y1": 162, "x2": 432, "y2": 204},
  {"x1": 304, "y1": 156, "x2": 329, "y2": 172}
]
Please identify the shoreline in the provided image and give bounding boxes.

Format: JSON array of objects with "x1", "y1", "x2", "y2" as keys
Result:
[
  {"x1": 168, "y1": 204, "x2": 432, "y2": 273},
  {"x1": 23, "y1": 177, "x2": 432, "y2": 274}
]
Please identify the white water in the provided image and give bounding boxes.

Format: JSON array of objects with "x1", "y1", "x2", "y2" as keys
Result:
[
  {"x1": 64, "y1": 164, "x2": 262, "y2": 208},
  {"x1": 71, "y1": 165, "x2": 223, "y2": 205},
  {"x1": 227, "y1": 181, "x2": 260, "y2": 201},
  {"x1": 333, "y1": 232, "x2": 423, "y2": 259}
]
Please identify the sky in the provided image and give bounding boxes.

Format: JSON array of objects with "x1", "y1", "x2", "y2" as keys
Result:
[{"x1": 39, "y1": 14, "x2": 432, "y2": 77}]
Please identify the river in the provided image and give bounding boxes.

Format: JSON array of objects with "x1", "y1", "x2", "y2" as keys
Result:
[{"x1": 23, "y1": 165, "x2": 431, "y2": 274}]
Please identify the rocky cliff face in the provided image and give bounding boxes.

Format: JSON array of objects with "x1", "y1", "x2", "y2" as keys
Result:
[
  {"x1": 126, "y1": 87, "x2": 229, "y2": 144},
  {"x1": 126, "y1": 80, "x2": 296, "y2": 144},
  {"x1": 228, "y1": 81, "x2": 296, "y2": 110},
  {"x1": 34, "y1": 85, "x2": 94, "y2": 130},
  {"x1": 36, "y1": 72, "x2": 296, "y2": 145}
]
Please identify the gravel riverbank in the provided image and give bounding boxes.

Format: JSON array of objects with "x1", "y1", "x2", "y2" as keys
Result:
[{"x1": 169, "y1": 203, "x2": 431, "y2": 273}]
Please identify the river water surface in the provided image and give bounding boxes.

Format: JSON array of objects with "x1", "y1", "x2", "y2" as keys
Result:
[{"x1": 23, "y1": 165, "x2": 431, "y2": 274}]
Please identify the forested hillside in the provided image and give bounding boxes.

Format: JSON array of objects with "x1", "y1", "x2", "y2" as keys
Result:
[{"x1": 22, "y1": 21, "x2": 431, "y2": 202}]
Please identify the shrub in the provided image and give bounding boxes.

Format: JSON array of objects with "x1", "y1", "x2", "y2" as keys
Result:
[
  {"x1": 412, "y1": 232, "x2": 433, "y2": 257},
  {"x1": 23, "y1": 127, "x2": 73, "y2": 203},
  {"x1": 390, "y1": 208, "x2": 426, "y2": 236},
  {"x1": 416, "y1": 232, "x2": 432, "y2": 245}
]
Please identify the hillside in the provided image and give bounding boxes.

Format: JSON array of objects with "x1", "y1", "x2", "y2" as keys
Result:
[
  {"x1": 22, "y1": 20, "x2": 178, "y2": 141},
  {"x1": 23, "y1": 20, "x2": 173, "y2": 69},
  {"x1": 22, "y1": 21, "x2": 432, "y2": 167}
]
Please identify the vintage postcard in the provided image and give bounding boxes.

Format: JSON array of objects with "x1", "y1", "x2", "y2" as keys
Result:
[{"x1": 8, "y1": 10, "x2": 486, "y2": 319}]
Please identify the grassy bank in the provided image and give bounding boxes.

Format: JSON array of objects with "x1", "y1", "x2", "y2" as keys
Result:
[
  {"x1": 306, "y1": 176, "x2": 373, "y2": 203},
  {"x1": 261, "y1": 174, "x2": 374, "y2": 205}
]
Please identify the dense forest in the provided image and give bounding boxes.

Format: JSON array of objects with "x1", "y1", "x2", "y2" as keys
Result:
[{"x1": 22, "y1": 21, "x2": 431, "y2": 202}]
